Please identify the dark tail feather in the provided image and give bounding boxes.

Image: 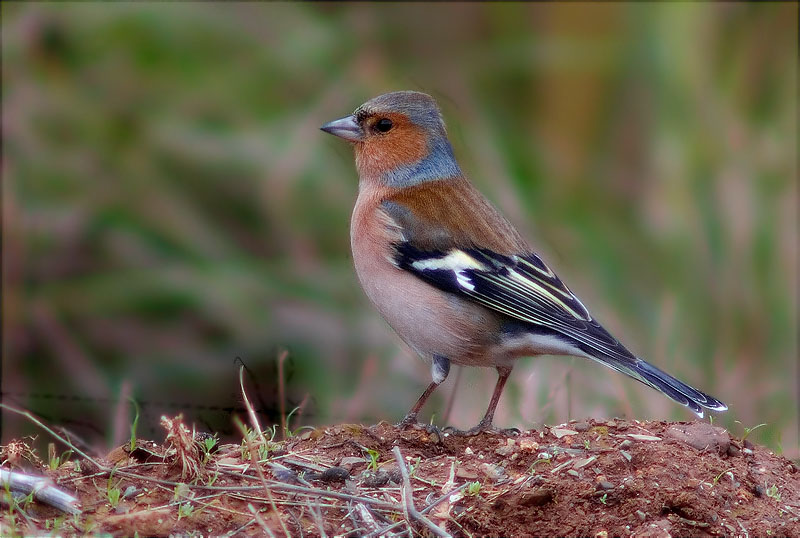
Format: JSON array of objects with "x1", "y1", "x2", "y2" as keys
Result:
[{"x1": 633, "y1": 360, "x2": 728, "y2": 417}]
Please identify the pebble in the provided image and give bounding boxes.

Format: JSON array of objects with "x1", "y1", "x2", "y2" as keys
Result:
[
  {"x1": 273, "y1": 469, "x2": 299, "y2": 483},
  {"x1": 361, "y1": 471, "x2": 390, "y2": 488},
  {"x1": 495, "y1": 445, "x2": 515, "y2": 456},
  {"x1": 551, "y1": 427, "x2": 579, "y2": 439},
  {"x1": 520, "y1": 487, "x2": 553, "y2": 506},
  {"x1": 455, "y1": 467, "x2": 479, "y2": 480},
  {"x1": 318, "y1": 466, "x2": 349, "y2": 483},
  {"x1": 387, "y1": 468, "x2": 403, "y2": 484},
  {"x1": 665, "y1": 423, "x2": 730, "y2": 454},
  {"x1": 636, "y1": 510, "x2": 646, "y2": 521},
  {"x1": 480, "y1": 462, "x2": 505, "y2": 481},
  {"x1": 597, "y1": 481, "x2": 615, "y2": 490},
  {"x1": 573, "y1": 422, "x2": 590, "y2": 432},
  {"x1": 339, "y1": 456, "x2": 365, "y2": 468}
]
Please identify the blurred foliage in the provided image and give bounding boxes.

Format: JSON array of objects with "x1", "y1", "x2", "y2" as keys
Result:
[{"x1": 2, "y1": 3, "x2": 796, "y2": 456}]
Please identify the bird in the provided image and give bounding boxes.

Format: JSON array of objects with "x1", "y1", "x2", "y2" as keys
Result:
[{"x1": 320, "y1": 90, "x2": 727, "y2": 434}]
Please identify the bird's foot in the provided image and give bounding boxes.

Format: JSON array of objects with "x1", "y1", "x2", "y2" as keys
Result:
[
  {"x1": 444, "y1": 419, "x2": 520, "y2": 437},
  {"x1": 395, "y1": 414, "x2": 444, "y2": 442}
]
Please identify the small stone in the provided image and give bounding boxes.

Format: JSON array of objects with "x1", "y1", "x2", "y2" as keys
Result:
[
  {"x1": 362, "y1": 471, "x2": 390, "y2": 488},
  {"x1": 520, "y1": 439, "x2": 539, "y2": 451},
  {"x1": 339, "y1": 456, "x2": 366, "y2": 468},
  {"x1": 318, "y1": 466, "x2": 349, "y2": 483},
  {"x1": 387, "y1": 467, "x2": 403, "y2": 483},
  {"x1": 551, "y1": 427, "x2": 579, "y2": 439},
  {"x1": 743, "y1": 439, "x2": 755, "y2": 450},
  {"x1": 606, "y1": 420, "x2": 617, "y2": 428},
  {"x1": 520, "y1": 487, "x2": 553, "y2": 506},
  {"x1": 619, "y1": 440, "x2": 633, "y2": 450},
  {"x1": 627, "y1": 434, "x2": 662, "y2": 442},
  {"x1": 595, "y1": 531, "x2": 609, "y2": 538},
  {"x1": 464, "y1": 447, "x2": 474, "y2": 455},
  {"x1": 495, "y1": 445, "x2": 515, "y2": 456},
  {"x1": 597, "y1": 481, "x2": 614, "y2": 490},
  {"x1": 273, "y1": 469, "x2": 299, "y2": 483},
  {"x1": 574, "y1": 456, "x2": 598, "y2": 469},
  {"x1": 727, "y1": 444, "x2": 741, "y2": 457},
  {"x1": 665, "y1": 423, "x2": 730, "y2": 454},
  {"x1": 480, "y1": 462, "x2": 505, "y2": 481},
  {"x1": 567, "y1": 469, "x2": 580, "y2": 477},
  {"x1": 573, "y1": 422, "x2": 590, "y2": 432},
  {"x1": 455, "y1": 467, "x2": 479, "y2": 480},
  {"x1": 636, "y1": 510, "x2": 646, "y2": 521}
]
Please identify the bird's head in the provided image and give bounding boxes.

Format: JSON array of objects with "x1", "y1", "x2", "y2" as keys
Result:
[{"x1": 321, "y1": 91, "x2": 461, "y2": 187}]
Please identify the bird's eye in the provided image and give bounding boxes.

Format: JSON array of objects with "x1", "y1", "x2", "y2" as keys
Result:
[{"x1": 375, "y1": 118, "x2": 393, "y2": 133}]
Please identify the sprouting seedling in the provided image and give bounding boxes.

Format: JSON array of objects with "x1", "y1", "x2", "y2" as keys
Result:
[
  {"x1": 409, "y1": 456, "x2": 422, "y2": 477},
  {"x1": 48, "y1": 445, "x2": 73, "y2": 471},
  {"x1": 765, "y1": 483, "x2": 781, "y2": 502},
  {"x1": 599, "y1": 493, "x2": 608, "y2": 505},
  {"x1": 177, "y1": 502, "x2": 194, "y2": 520},
  {"x1": 366, "y1": 449, "x2": 380, "y2": 472},
  {"x1": 528, "y1": 453, "x2": 552, "y2": 474},
  {"x1": 207, "y1": 471, "x2": 219, "y2": 487},
  {"x1": 466, "y1": 481, "x2": 482, "y2": 496},
  {"x1": 712, "y1": 468, "x2": 735, "y2": 486},
  {"x1": 201, "y1": 434, "x2": 219, "y2": 464},
  {"x1": 107, "y1": 487, "x2": 121, "y2": 509},
  {"x1": 129, "y1": 398, "x2": 141, "y2": 452},
  {"x1": 106, "y1": 469, "x2": 122, "y2": 508},
  {"x1": 735, "y1": 421, "x2": 767, "y2": 443}
]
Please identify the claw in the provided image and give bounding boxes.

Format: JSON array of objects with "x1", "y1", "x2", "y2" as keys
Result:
[
  {"x1": 395, "y1": 415, "x2": 444, "y2": 443},
  {"x1": 443, "y1": 420, "x2": 520, "y2": 437}
]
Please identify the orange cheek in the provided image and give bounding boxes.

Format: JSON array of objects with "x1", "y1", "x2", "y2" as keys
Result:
[{"x1": 355, "y1": 127, "x2": 428, "y2": 180}]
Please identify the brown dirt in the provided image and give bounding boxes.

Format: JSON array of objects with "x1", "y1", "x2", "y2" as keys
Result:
[{"x1": 2, "y1": 418, "x2": 799, "y2": 537}]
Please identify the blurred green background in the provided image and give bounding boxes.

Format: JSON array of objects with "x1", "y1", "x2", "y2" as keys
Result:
[{"x1": 2, "y1": 3, "x2": 797, "y2": 458}]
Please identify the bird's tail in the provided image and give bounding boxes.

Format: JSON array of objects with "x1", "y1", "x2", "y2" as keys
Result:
[{"x1": 623, "y1": 358, "x2": 727, "y2": 418}]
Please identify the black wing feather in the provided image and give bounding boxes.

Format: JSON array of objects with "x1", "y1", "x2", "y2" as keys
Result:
[{"x1": 393, "y1": 243, "x2": 727, "y2": 416}]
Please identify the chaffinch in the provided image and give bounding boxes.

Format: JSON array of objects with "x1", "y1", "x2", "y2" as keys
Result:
[{"x1": 321, "y1": 91, "x2": 727, "y2": 434}]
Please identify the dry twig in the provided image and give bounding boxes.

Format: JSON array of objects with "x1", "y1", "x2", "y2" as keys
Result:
[{"x1": 391, "y1": 446, "x2": 453, "y2": 538}]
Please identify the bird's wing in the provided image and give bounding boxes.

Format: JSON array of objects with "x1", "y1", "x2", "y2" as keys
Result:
[
  {"x1": 392, "y1": 242, "x2": 727, "y2": 416},
  {"x1": 392, "y1": 242, "x2": 626, "y2": 362}
]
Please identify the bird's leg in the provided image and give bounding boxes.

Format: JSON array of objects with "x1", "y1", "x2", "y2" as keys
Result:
[
  {"x1": 396, "y1": 381, "x2": 439, "y2": 427},
  {"x1": 396, "y1": 355, "x2": 450, "y2": 430},
  {"x1": 446, "y1": 366, "x2": 519, "y2": 436}
]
